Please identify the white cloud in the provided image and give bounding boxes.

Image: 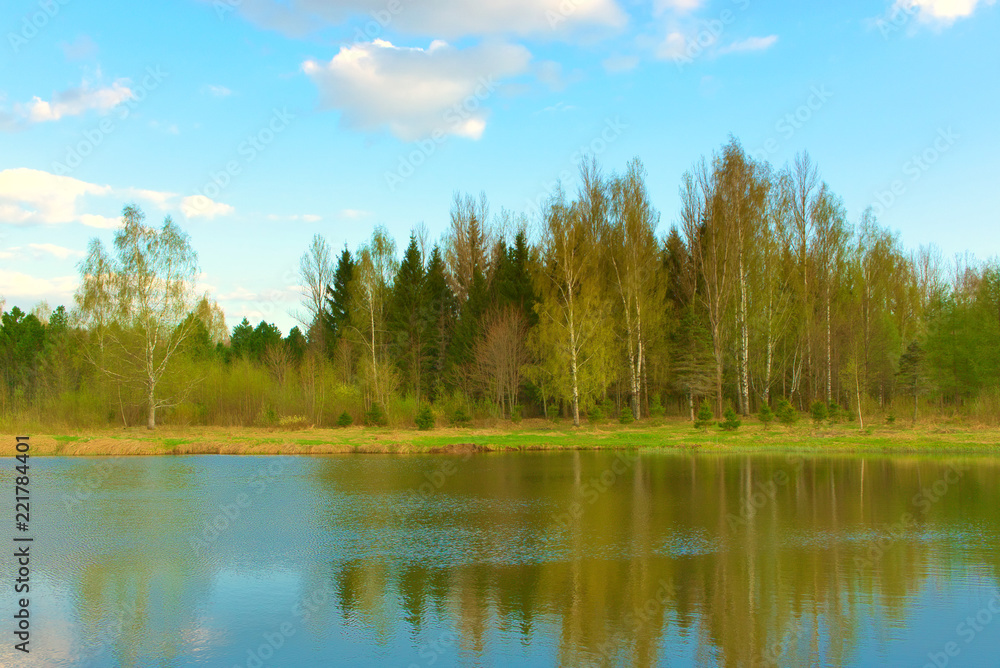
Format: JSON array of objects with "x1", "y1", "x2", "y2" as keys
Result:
[
  {"x1": 0, "y1": 168, "x2": 111, "y2": 226},
  {"x1": 28, "y1": 243, "x2": 84, "y2": 260},
  {"x1": 205, "y1": 84, "x2": 233, "y2": 97},
  {"x1": 303, "y1": 39, "x2": 532, "y2": 141},
  {"x1": 266, "y1": 213, "x2": 323, "y2": 222},
  {"x1": 653, "y1": 0, "x2": 704, "y2": 15},
  {"x1": 0, "y1": 168, "x2": 233, "y2": 227},
  {"x1": 717, "y1": 34, "x2": 778, "y2": 55},
  {"x1": 0, "y1": 269, "x2": 77, "y2": 300},
  {"x1": 339, "y1": 209, "x2": 370, "y2": 219},
  {"x1": 214, "y1": 0, "x2": 626, "y2": 39},
  {"x1": 60, "y1": 35, "x2": 98, "y2": 61},
  {"x1": 894, "y1": 0, "x2": 995, "y2": 21},
  {"x1": 23, "y1": 79, "x2": 133, "y2": 123},
  {"x1": 181, "y1": 195, "x2": 235, "y2": 220},
  {"x1": 602, "y1": 53, "x2": 640, "y2": 73}
]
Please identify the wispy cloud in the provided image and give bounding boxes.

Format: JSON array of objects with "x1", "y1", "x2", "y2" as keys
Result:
[{"x1": 717, "y1": 34, "x2": 778, "y2": 55}]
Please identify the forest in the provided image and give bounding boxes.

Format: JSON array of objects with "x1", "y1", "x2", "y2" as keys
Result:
[{"x1": 2, "y1": 137, "x2": 998, "y2": 430}]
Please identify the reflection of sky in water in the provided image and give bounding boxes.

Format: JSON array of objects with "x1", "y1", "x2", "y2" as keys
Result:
[{"x1": 0, "y1": 453, "x2": 998, "y2": 667}]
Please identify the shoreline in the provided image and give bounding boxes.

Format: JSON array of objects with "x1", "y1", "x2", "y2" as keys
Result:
[{"x1": 4, "y1": 421, "x2": 999, "y2": 456}]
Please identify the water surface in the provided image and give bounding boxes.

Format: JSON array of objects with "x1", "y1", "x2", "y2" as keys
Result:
[{"x1": 2, "y1": 451, "x2": 999, "y2": 667}]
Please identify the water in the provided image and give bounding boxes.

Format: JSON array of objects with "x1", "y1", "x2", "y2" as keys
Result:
[{"x1": 2, "y1": 452, "x2": 999, "y2": 667}]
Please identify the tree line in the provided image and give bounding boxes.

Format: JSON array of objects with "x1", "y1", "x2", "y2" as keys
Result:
[{"x1": 2, "y1": 137, "x2": 998, "y2": 429}]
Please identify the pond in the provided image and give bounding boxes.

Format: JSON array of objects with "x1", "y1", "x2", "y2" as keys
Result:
[{"x1": 2, "y1": 452, "x2": 999, "y2": 667}]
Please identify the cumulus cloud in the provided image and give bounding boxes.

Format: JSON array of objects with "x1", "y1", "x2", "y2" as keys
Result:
[
  {"x1": 211, "y1": 0, "x2": 626, "y2": 39},
  {"x1": 28, "y1": 243, "x2": 85, "y2": 260},
  {"x1": 303, "y1": 39, "x2": 532, "y2": 141},
  {"x1": 0, "y1": 269, "x2": 78, "y2": 300},
  {"x1": 895, "y1": 0, "x2": 995, "y2": 21},
  {"x1": 181, "y1": 195, "x2": 235, "y2": 220},
  {"x1": 0, "y1": 168, "x2": 233, "y2": 227}
]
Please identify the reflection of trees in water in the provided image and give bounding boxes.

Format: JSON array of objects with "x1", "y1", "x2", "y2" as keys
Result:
[
  {"x1": 325, "y1": 453, "x2": 1000, "y2": 667},
  {"x1": 65, "y1": 459, "x2": 212, "y2": 666}
]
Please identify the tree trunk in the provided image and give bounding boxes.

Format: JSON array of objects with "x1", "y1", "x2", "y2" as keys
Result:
[{"x1": 147, "y1": 385, "x2": 156, "y2": 430}]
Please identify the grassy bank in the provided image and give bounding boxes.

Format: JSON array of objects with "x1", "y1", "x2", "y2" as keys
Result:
[{"x1": 3, "y1": 418, "x2": 1000, "y2": 456}]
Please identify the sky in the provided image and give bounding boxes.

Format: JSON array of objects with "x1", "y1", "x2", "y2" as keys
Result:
[{"x1": 1, "y1": 0, "x2": 998, "y2": 335}]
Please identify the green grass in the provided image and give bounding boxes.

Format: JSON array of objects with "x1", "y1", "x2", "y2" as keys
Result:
[{"x1": 7, "y1": 419, "x2": 1000, "y2": 456}]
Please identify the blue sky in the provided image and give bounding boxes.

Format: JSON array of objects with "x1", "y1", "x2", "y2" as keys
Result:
[{"x1": 1, "y1": 0, "x2": 997, "y2": 334}]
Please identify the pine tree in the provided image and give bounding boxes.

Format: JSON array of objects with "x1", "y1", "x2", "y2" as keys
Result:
[
  {"x1": 421, "y1": 246, "x2": 456, "y2": 401},
  {"x1": 388, "y1": 234, "x2": 428, "y2": 401},
  {"x1": 325, "y1": 246, "x2": 355, "y2": 342}
]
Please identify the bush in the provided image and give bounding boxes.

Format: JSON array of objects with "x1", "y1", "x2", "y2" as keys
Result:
[
  {"x1": 510, "y1": 405, "x2": 523, "y2": 424},
  {"x1": 258, "y1": 406, "x2": 278, "y2": 428},
  {"x1": 758, "y1": 402, "x2": 774, "y2": 430},
  {"x1": 588, "y1": 405, "x2": 605, "y2": 424},
  {"x1": 694, "y1": 399, "x2": 714, "y2": 429},
  {"x1": 776, "y1": 398, "x2": 798, "y2": 425},
  {"x1": 648, "y1": 393, "x2": 665, "y2": 418},
  {"x1": 414, "y1": 404, "x2": 435, "y2": 431},
  {"x1": 718, "y1": 407, "x2": 741, "y2": 431},
  {"x1": 619, "y1": 406, "x2": 634, "y2": 425},
  {"x1": 278, "y1": 415, "x2": 310, "y2": 430},
  {"x1": 363, "y1": 404, "x2": 388, "y2": 427},
  {"x1": 886, "y1": 413, "x2": 896, "y2": 425},
  {"x1": 827, "y1": 402, "x2": 842, "y2": 423},
  {"x1": 450, "y1": 407, "x2": 471, "y2": 427},
  {"x1": 810, "y1": 401, "x2": 828, "y2": 425},
  {"x1": 337, "y1": 411, "x2": 353, "y2": 427}
]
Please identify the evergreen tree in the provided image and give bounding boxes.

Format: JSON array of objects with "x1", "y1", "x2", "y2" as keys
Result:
[
  {"x1": 422, "y1": 246, "x2": 456, "y2": 401},
  {"x1": 325, "y1": 246, "x2": 355, "y2": 342},
  {"x1": 388, "y1": 234, "x2": 428, "y2": 400}
]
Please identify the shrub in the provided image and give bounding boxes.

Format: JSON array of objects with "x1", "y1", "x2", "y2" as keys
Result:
[
  {"x1": 337, "y1": 411, "x2": 353, "y2": 427},
  {"x1": 450, "y1": 407, "x2": 471, "y2": 427},
  {"x1": 648, "y1": 393, "x2": 665, "y2": 418},
  {"x1": 510, "y1": 405, "x2": 523, "y2": 424},
  {"x1": 886, "y1": 413, "x2": 896, "y2": 425},
  {"x1": 619, "y1": 406, "x2": 634, "y2": 425},
  {"x1": 694, "y1": 399, "x2": 714, "y2": 429},
  {"x1": 363, "y1": 404, "x2": 387, "y2": 427},
  {"x1": 827, "y1": 402, "x2": 842, "y2": 423},
  {"x1": 776, "y1": 398, "x2": 798, "y2": 425},
  {"x1": 414, "y1": 404, "x2": 434, "y2": 431},
  {"x1": 258, "y1": 406, "x2": 278, "y2": 428},
  {"x1": 718, "y1": 407, "x2": 741, "y2": 431},
  {"x1": 810, "y1": 401, "x2": 828, "y2": 425},
  {"x1": 588, "y1": 405, "x2": 605, "y2": 424},
  {"x1": 758, "y1": 402, "x2": 774, "y2": 430},
  {"x1": 278, "y1": 415, "x2": 310, "y2": 430}
]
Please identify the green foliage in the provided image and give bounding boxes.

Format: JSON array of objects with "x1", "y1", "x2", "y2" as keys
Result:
[
  {"x1": 886, "y1": 413, "x2": 896, "y2": 425},
  {"x1": 414, "y1": 403, "x2": 435, "y2": 430},
  {"x1": 450, "y1": 406, "x2": 471, "y2": 426},
  {"x1": 827, "y1": 402, "x2": 842, "y2": 423},
  {"x1": 648, "y1": 392, "x2": 665, "y2": 418},
  {"x1": 364, "y1": 404, "x2": 388, "y2": 427},
  {"x1": 510, "y1": 405, "x2": 523, "y2": 423},
  {"x1": 694, "y1": 399, "x2": 714, "y2": 429},
  {"x1": 337, "y1": 411, "x2": 353, "y2": 427},
  {"x1": 758, "y1": 402, "x2": 774, "y2": 429},
  {"x1": 588, "y1": 405, "x2": 605, "y2": 424},
  {"x1": 810, "y1": 401, "x2": 828, "y2": 425},
  {"x1": 718, "y1": 407, "x2": 741, "y2": 431},
  {"x1": 619, "y1": 406, "x2": 634, "y2": 425},
  {"x1": 776, "y1": 399, "x2": 798, "y2": 425}
]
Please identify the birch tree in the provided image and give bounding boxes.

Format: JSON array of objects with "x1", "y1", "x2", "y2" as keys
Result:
[{"x1": 75, "y1": 204, "x2": 201, "y2": 429}]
